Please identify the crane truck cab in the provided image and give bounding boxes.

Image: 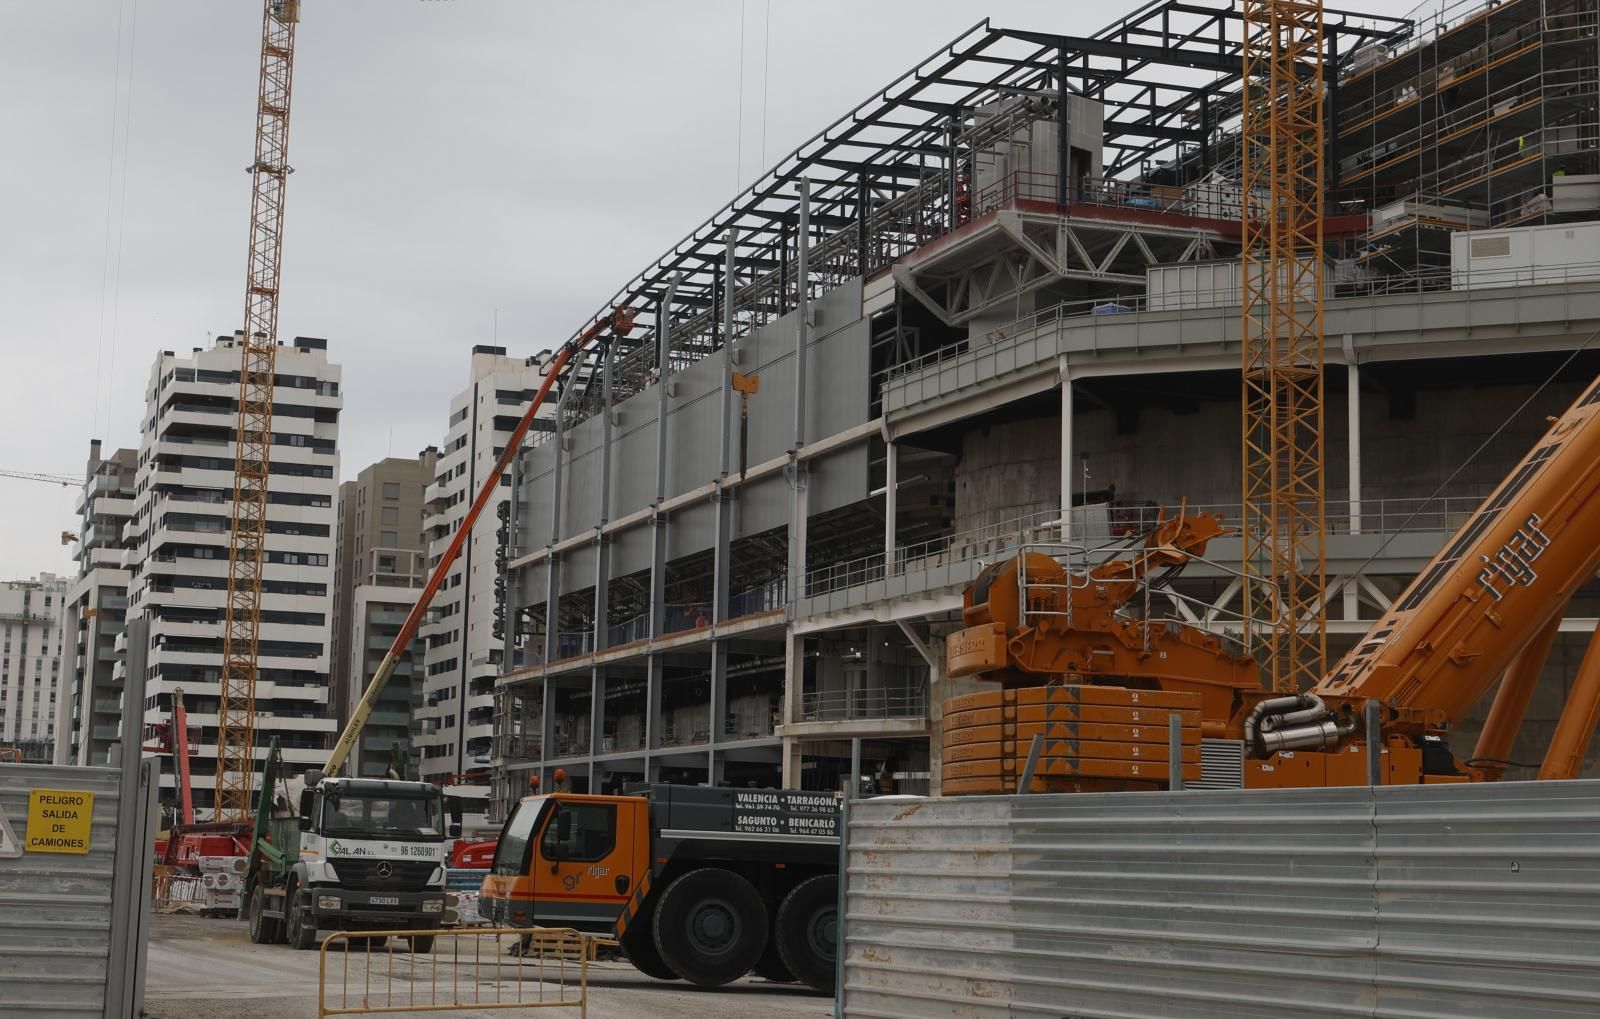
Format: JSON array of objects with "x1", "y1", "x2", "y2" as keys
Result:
[
  {"x1": 480, "y1": 784, "x2": 840, "y2": 991},
  {"x1": 243, "y1": 749, "x2": 462, "y2": 952}
]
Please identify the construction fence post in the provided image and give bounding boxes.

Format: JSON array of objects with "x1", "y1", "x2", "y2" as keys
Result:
[{"x1": 1168, "y1": 713, "x2": 1184, "y2": 791}]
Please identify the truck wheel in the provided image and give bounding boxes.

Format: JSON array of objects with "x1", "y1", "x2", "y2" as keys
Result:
[
  {"x1": 651, "y1": 868, "x2": 767, "y2": 987},
  {"x1": 751, "y1": 940, "x2": 796, "y2": 983},
  {"x1": 775, "y1": 874, "x2": 837, "y2": 993},
  {"x1": 285, "y1": 880, "x2": 317, "y2": 951},
  {"x1": 621, "y1": 928, "x2": 679, "y2": 981},
  {"x1": 406, "y1": 934, "x2": 434, "y2": 954},
  {"x1": 247, "y1": 886, "x2": 280, "y2": 945}
]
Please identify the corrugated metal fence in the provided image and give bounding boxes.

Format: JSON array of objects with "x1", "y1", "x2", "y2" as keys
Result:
[
  {"x1": 0, "y1": 761, "x2": 155, "y2": 1018},
  {"x1": 842, "y1": 781, "x2": 1600, "y2": 1019}
]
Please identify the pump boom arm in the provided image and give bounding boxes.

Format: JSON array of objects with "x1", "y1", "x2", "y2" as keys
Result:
[{"x1": 324, "y1": 307, "x2": 636, "y2": 776}]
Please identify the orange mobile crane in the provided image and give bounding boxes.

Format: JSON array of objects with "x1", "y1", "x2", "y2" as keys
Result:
[{"x1": 946, "y1": 372, "x2": 1600, "y2": 792}]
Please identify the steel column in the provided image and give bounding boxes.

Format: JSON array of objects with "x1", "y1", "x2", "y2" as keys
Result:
[
  {"x1": 644, "y1": 654, "x2": 662, "y2": 783},
  {"x1": 1060, "y1": 360, "x2": 1074, "y2": 542},
  {"x1": 589, "y1": 667, "x2": 605, "y2": 790},
  {"x1": 1056, "y1": 47, "x2": 1072, "y2": 207},
  {"x1": 793, "y1": 179, "x2": 810, "y2": 452},
  {"x1": 1476, "y1": 612, "x2": 1562, "y2": 778},
  {"x1": 708, "y1": 641, "x2": 728, "y2": 784},
  {"x1": 719, "y1": 232, "x2": 736, "y2": 479},
  {"x1": 781, "y1": 629, "x2": 804, "y2": 787},
  {"x1": 884, "y1": 441, "x2": 898, "y2": 576}
]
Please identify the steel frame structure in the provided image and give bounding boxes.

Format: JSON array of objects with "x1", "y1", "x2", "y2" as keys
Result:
[
  {"x1": 549, "y1": 2, "x2": 1407, "y2": 434},
  {"x1": 1239, "y1": 0, "x2": 1330, "y2": 694},
  {"x1": 216, "y1": 0, "x2": 299, "y2": 821}
]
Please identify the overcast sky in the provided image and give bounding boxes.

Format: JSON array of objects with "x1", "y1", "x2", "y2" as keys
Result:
[{"x1": 0, "y1": 0, "x2": 1406, "y2": 583}]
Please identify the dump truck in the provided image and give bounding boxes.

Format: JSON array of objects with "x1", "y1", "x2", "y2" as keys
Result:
[
  {"x1": 479, "y1": 784, "x2": 840, "y2": 990},
  {"x1": 241, "y1": 739, "x2": 462, "y2": 950}
]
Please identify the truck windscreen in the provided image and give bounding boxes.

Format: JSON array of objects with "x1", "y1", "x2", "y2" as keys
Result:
[
  {"x1": 492, "y1": 798, "x2": 549, "y2": 876},
  {"x1": 323, "y1": 790, "x2": 443, "y2": 839}
]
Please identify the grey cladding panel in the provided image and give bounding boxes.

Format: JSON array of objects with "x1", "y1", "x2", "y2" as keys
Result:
[{"x1": 517, "y1": 279, "x2": 871, "y2": 588}]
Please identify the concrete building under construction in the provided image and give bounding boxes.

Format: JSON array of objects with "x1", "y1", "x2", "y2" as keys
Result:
[{"x1": 489, "y1": 0, "x2": 1600, "y2": 816}]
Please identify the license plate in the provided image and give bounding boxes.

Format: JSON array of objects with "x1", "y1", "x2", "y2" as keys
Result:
[{"x1": 368, "y1": 895, "x2": 400, "y2": 906}]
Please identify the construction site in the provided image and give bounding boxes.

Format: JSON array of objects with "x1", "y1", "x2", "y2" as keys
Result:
[{"x1": 3, "y1": 0, "x2": 1600, "y2": 1016}]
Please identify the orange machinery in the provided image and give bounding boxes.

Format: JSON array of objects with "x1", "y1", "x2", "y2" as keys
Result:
[{"x1": 946, "y1": 374, "x2": 1600, "y2": 791}]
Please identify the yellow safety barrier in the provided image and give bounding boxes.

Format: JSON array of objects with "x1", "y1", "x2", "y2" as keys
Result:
[{"x1": 317, "y1": 926, "x2": 587, "y2": 1018}]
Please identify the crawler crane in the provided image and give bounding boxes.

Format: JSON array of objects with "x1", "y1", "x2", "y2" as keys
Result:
[{"x1": 947, "y1": 374, "x2": 1600, "y2": 791}]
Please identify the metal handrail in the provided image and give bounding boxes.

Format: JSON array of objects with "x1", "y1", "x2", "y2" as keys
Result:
[{"x1": 800, "y1": 686, "x2": 928, "y2": 722}]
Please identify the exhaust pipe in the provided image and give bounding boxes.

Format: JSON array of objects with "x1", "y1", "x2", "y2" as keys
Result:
[{"x1": 1244, "y1": 694, "x2": 1355, "y2": 757}]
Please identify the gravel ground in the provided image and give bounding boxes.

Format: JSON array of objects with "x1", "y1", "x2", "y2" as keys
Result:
[{"x1": 143, "y1": 913, "x2": 832, "y2": 1019}]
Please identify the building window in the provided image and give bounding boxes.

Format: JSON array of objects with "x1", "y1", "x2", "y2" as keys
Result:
[
  {"x1": 381, "y1": 531, "x2": 398, "y2": 547},
  {"x1": 383, "y1": 482, "x2": 401, "y2": 500},
  {"x1": 378, "y1": 555, "x2": 397, "y2": 574},
  {"x1": 381, "y1": 506, "x2": 399, "y2": 525}
]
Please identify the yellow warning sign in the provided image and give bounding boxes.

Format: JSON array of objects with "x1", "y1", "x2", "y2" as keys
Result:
[{"x1": 26, "y1": 789, "x2": 94, "y2": 854}]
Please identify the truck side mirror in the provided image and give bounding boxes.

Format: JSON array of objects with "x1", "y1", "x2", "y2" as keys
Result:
[
  {"x1": 449, "y1": 822, "x2": 463, "y2": 838},
  {"x1": 299, "y1": 789, "x2": 314, "y2": 832},
  {"x1": 556, "y1": 809, "x2": 572, "y2": 842}
]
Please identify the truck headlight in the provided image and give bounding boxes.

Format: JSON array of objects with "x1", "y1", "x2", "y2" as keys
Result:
[
  {"x1": 422, "y1": 899, "x2": 443, "y2": 914},
  {"x1": 318, "y1": 895, "x2": 342, "y2": 911}
]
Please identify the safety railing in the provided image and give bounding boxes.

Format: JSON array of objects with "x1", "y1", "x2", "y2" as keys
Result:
[
  {"x1": 879, "y1": 257, "x2": 1600, "y2": 391},
  {"x1": 318, "y1": 926, "x2": 587, "y2": 1017},
  {"x1": 801, "y1": 685, "x2": 928, "y2": 723}
]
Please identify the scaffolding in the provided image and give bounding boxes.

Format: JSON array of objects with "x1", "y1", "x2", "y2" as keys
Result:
[{"x1": 1337, "y1": 0, "x2": 1600, "y2": 275}]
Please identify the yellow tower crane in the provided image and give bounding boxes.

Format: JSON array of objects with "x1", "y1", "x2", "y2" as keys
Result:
[
  {"x1": 1239, "y1": 0, "x2": 1329, "y2": 694},
  {"x1": 215, "y1": 0, "x2": 301, "y2": 822}
]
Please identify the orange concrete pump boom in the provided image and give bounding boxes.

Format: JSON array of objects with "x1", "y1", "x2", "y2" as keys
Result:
[{"x1": 324, "y1": 307, "x2": 636, "y2": 776}]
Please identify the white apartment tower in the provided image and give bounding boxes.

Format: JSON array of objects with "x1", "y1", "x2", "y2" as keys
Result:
[
  {"x1": 416, "y1": 346, "x2": 554, "y2": 801},
  {"x1": 59, "y1": 441, "x2": 139, "y2": 765},
  {"x1": 0, "y1": 574, "x2": 68, "y2": 761},
  {"x1": 122, "y1": 334, "x2": 342, "y2": 817}
]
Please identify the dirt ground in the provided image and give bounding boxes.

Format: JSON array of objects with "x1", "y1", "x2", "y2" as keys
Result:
[{"x1": 142, "y1": 912, "x2": 833, "y2": 1019}]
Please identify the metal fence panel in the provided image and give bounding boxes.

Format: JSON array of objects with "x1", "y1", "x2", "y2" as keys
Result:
[
  {"x1": 1371, "y1": 781, "x2": 1600, "y2": 1018},
  {"x1": 0, "y1": 763, "x2": 124, "y2": 1018},
  {"x1": 845, "y1": 796, "x2": 1014, "y2": 1019},
  {"x1": 842, "y1": 781, "x2": 1600, "y2": 1019},
  {"x1": 1008, "y1": 788, "x2": 1377, "y2": 1019}
]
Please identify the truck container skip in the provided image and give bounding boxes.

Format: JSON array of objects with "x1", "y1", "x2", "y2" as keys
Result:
[{"x1": 480, "y1": 784, "x2": 840, "y2": 990}]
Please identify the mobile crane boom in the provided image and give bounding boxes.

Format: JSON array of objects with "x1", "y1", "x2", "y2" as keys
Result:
[{"x1": 324, "y1": 307, "x2": 636, "y2": 776}]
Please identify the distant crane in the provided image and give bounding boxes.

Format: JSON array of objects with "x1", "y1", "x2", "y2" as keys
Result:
[
  {"x1": 0, "y1": 469, "x2": 77, "y2": 487},
  {"x1": 215, "y1": 0, "x2": 301, "y2": 823}
]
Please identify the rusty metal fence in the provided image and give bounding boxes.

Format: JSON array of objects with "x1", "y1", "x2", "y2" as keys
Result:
[{"x1": 318, "y1": 926, "x2": 587, "y2": 1017}]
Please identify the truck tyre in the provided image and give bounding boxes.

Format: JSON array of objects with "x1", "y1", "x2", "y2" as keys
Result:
[
  {"x1": 621, "y1": 927, "x2": 679, "y2": 981},
  {"x1": 751, "y1": 941, "x2": 796, "y2": 983},
  {"x1": 651, "y1": 868, "x2": 767, "y2": 987},
  {"x1": 775, "y1": 874, "x2": 837, "y2": 993},
  {"x1": 284, "y1": 879, "x2": 317, "y2": 951},
  {"x1": 406, "y1": 934, "x2": 435, "y2": 954},
  {"x1": 247, "y1": 886, "x2": 280, "y2": 945}
]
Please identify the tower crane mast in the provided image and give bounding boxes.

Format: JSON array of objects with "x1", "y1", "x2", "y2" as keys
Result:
[
  {"x1": 215, "y1": 0, "x2": 300, "y2": 822},
  {"x1": 1239, "y1": 0, "x2": 1330, "y2": 694}
]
